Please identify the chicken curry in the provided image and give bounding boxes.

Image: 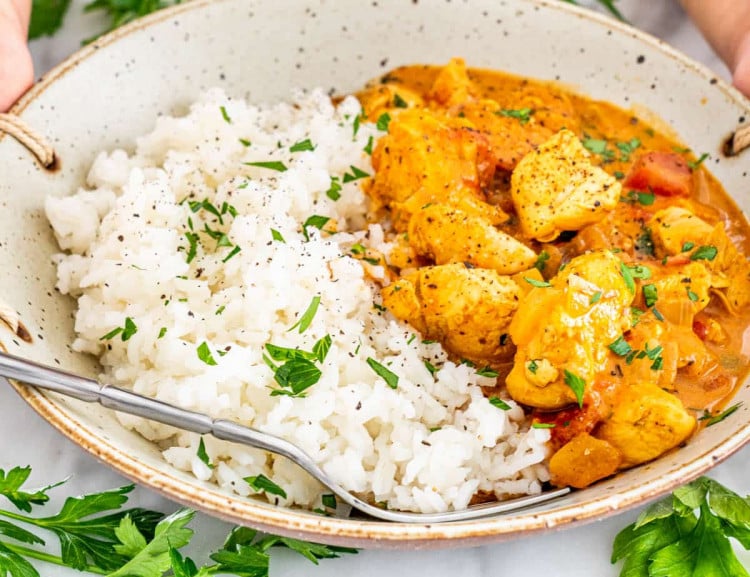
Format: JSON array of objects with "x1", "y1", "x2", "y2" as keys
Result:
[{"x1": 354, "y1": 59, "x2": 750, "y2": 490}]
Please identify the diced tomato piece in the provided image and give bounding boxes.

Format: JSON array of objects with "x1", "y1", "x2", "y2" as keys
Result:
[
  {"x1": 693, "y1": 319, "x2": 709, "y2": 340},
  {"x1": 624, "y1": 151, "x2": 693, "y2": 197}
]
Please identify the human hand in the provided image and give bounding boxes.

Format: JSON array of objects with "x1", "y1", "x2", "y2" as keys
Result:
[
  {"x1": 680, "y1": 0, "x2": 750, "y2": 97},
  {"x1": 0, "y1": 0, "x2": 33, "y2": 112}
]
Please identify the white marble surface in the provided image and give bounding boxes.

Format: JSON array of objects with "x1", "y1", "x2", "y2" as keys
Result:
[{"x1": 4, "y1": 1, "x2": 748, "y2": 575}]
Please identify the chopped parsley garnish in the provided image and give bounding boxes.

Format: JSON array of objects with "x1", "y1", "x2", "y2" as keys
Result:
[
  {"x1": 197, "y1": 341, "x2": 218, "y2": 366},
  {"x1": 322, "y1": 493, "x2": 337, "y2": 509},
  {"x1": 563, "y1": 369, "x2": 586, "y2": 408},
  {"x1": 496, "y1": 107, "x2": 534, "y2": 124},
  {"x1": 157, "y1": 327, "x2": 167, "y2": 339},
  {"x1": 687, "y1": 152, "x2": 710, "y2": 169},
  {"x1": 615, "y1": 138, "x2": 641, "y2": 162},
  {"x1": 682, "y1": 241, "x2": 695, "y2": 252},
  {"x1": 619, "y1": 262, "x2": 636, "y2": 293},
  {"x1": 476, "y1": 366, "x2": 499, "y2": 378},
  {"x1": 239, "y1": 138, "x2": 252, "y2": 147},
  {"x1": 534, "y1": 250, "x2": 550, "y2": 272},
  {"x1": 342, "y1": 165, "x2": 370, "y2": 183},
  {"x1": 635, "y1": 226, "x2": 655, "y2": 257},
  {"x1": 532, "y1": 422, "x2": 556, "y2": 429},
  {"x1": 366, "y1": 358, "x2": 399, "y2": 389},
  {"x1": 352, "y1": 110, "x2": 366, "y2": 138},
  {"x1": 608, "y1": 335, "x2": 632, "y2": 357},
  {"x1": 687, "y1": 288, "x2": 699, "y2": 302},
  {"x1": 197, "y1": 437, "x2": 214, "y2": 469},
  {"x1": 631, "y1": 307, "x2": 645, "y2": 326},
  {"x1": 302, "y1": 215, "x2": 331, "y2": 241},
  {"x1": 219, "y1": 105, "x2": 232, "y2": 124},
  {"x1": 524, "y1": 277, "x2": 552, "y2": 288},
  {"x1": 701, "y1": 402, "x2": 743, "y2": 427},
  {"x1": 363, "y1": 135, "x2": 375, "y2": 155},
  {"x1": 636, "y1": 191, "x2": 655, "y2": 205},
  {"x1": 527, "y1": 359, "x2": 539, "y2": 374},
  {"x1": 184, "y1": 231, "x2": 200, "y2": 263},
  {"x1": 582, "y1": 136, "x2": 615, "y2": 161},
  {"x1": 325, "y1": 176, "x2": 342, "y2": 201},
  {"x1": 653, "y1": 307, "x2": 665, "y2": 322},
  {"x1": 288, "y1": 295, "x2": 321, "y2": 334},
  {"x1": 271, "y1": 228, "x2": 285, "y2": 243},
  {"x1": 245, "y1": 160, "x2": 288, "y2": 172},
  {"x1": 424, "y1": 360, "x2": 438, "y2": 375},
  {"x1": 244, "y1": 474, "x2": 287, "y2": 498},
  {"x1": 312, "y1": 335, "x2": 332, "y2": 363},
  {"x1": 589, "y1": 291, "x2": 603, "y2": 305},
  {"x1": 350, "y1": 243, "x2": 366, "y2": 255},
  {"x1": 489, "y1": 397, "x2": 511, "y2": 411},
  {"x1": 272, "y1": 358, "x2": 322, "y2": 396},
  {"x1": 215, "y1": 305, "x2": 226, "y2": 315},
  {"x1": 289, "y1": 138, "x2": 315, "y2": 152},
  {"x1": 690, "y1": 245, "x2": 718, "y2": 261},
  {"x1": 642, "y1": 283, "x2": 658, "y2": 307},
  {"x1": 376, "y1": 112, "x2": 391, "y2": 132},
  {"x1": 222, "y1": 245, "x2": 242, "y2": 262},
  {"x1": 393, "y1": 93, "x2": 408, "y2": 108},
  {"x1": 100, "y1": 317, "x2": 138, "y2": 342}
]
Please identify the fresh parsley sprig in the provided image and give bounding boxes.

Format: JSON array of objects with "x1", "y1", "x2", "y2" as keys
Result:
[
  {"x1": 612, "y1": 476, "x2": 750, "y2": 576},
  {"x1": 0, "y1": 466, "x2": 356, "y2": 577}
]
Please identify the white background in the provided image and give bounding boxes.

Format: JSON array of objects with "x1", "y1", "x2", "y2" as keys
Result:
[{"x1": 4, "y1": 0, "x2": 748, "y2": 575}]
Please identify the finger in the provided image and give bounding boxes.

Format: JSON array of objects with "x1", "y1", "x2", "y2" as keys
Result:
[
  {"x1": 732, "y1": 33, "x2": 750, "y2": 98},
  {"x1": 10, "y1": 0, "x2": 32, "y2": 31}
]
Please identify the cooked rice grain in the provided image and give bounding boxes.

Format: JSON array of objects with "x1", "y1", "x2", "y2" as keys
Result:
[{"x1": 46, "y1": 88, "x2": 549, "y2": 513}]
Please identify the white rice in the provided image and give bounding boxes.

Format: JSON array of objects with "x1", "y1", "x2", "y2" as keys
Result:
[{"x1": 45, "y1": 88, "x2": 550, "y2": 513}]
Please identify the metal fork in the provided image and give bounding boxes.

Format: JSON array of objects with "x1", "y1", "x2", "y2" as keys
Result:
[{"x1": 0, "y1": 350, "x2": 570, "y2": 523}]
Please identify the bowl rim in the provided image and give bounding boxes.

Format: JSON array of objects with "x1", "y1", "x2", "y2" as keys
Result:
[{"x1": 8, "y1": 0, "x2": 750, "y2": 548}]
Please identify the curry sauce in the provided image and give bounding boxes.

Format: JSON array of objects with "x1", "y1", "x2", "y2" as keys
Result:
[{"x1": 355, "y1": 58, "x2": 750, "y2": 489}]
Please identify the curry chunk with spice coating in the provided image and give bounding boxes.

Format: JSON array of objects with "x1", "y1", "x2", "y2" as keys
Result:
[
  {"x1": 368, "y1": 108, "x2": 507, "y2": 231},
  {"x1": 596, "y1": 382, "x2": 696, "y2": 468},
  {"x1": 511, "y1": 129, "x2": 621, "y2": 242},
  {"x1": 549, "y1": 433, "x2": 622, "y2": 489},
  {"x1": 381, "y1": 263, "x2": 521, "y2": 364},
  {"x1": 407, "y1": 204, "x2": 537, "y2": 274},
  {"x1": 506, "y1": 251, "x2": 634, "y2": 410},
  {"x1": 650, "y1": 206, "x2": 750, "y2": 314}
]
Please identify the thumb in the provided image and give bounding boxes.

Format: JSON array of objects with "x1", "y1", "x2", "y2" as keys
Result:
[
  {"x1": 732, "y1": 31, "x2": 750, "y2": 98},
  {"x1": 0, "y1": 4, "x2": 33, "y2": 112}
]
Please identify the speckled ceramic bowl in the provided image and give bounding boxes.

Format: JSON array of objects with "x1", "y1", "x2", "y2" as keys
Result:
[{"x1": 1, "y1": 0, "x2": 749, "y2": 549}]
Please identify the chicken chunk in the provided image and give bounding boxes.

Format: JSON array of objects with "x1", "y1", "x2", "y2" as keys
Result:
[
  {"x1": 645, "y1": 262, "x2": 711, "y2": 326},
  {"x1": 549, "y1": 433, "x2": 622, "y2": 489},
  {"x1": 506, "y1": 251, "x2": 634, "y2": 410},
  {"x1": 407, "y1": 204, "x2": 537, "y2": 274},
  {"x1": 381, "y1": 263, "x2": 521, "y2": 364},
  {"x1": 596, "y1": 382, "x2": 695, "y2": 467},
  {"x1": 650, "y1": 206, "x2": 750, "y2": 313},
  {"x1": 368, "y1": 108, "x2": 507, "y2": 230},
  {"x1": 428, "y1": 57, "x2": 478, "y2": 108},
  {"x1": 511, "y1": 129, "x2": 621, "y2": 242},
  {"x1": 650, "y1": 206, "x2": 713, "y2": 257}
]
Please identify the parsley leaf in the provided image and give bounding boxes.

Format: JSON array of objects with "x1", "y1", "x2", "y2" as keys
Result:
[
  {"x1": 288, "y1": 295, "x2": 321, "y2": 334},
  {"x1": 496, "y1": 107, "x2": 534, "y2": 125},
  {"x1": 289, "y1": 138, "x2": 315, "y2": 152},
  {"x1": 489, "y1": 397, "x2": 511, "y2": 410},
  {"x1": 563, "y1": 369, "x2": 586, "y2": 408},
  {"x1": 108, "y1": 509, "x2": 194, "y2": 577},
  {"x1": 613, "y1": 476, "x2": 750, "y2": 577},
  {"x1": 244, "y1": 475, "x2": 287, "y2": 499},
  {"x1": 524, "y1": 277, "x2": 552, "y2": 288},
  {"x1": 690, "y1": 245, "x2": 718, "y2": 261},
  {"x1": 366, "y1": 357, "x2": 399, "y2": 389},
  {"x1": 376, "y1": 113, "x2": 391, "y2": 131},
  {"x1": 245, "y1": 160, "x2": 288, "y2": 172},
  {"x1": 29, "y1": 0, "x2": 72, "y2": 39},
  {"x1": 196, "y1": 342, "x2": 218, "y2": 366}
]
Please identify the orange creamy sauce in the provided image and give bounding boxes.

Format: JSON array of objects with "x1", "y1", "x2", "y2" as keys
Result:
[{"x1": 354, "y1": 60, "x2": 750, "y2": 489}]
